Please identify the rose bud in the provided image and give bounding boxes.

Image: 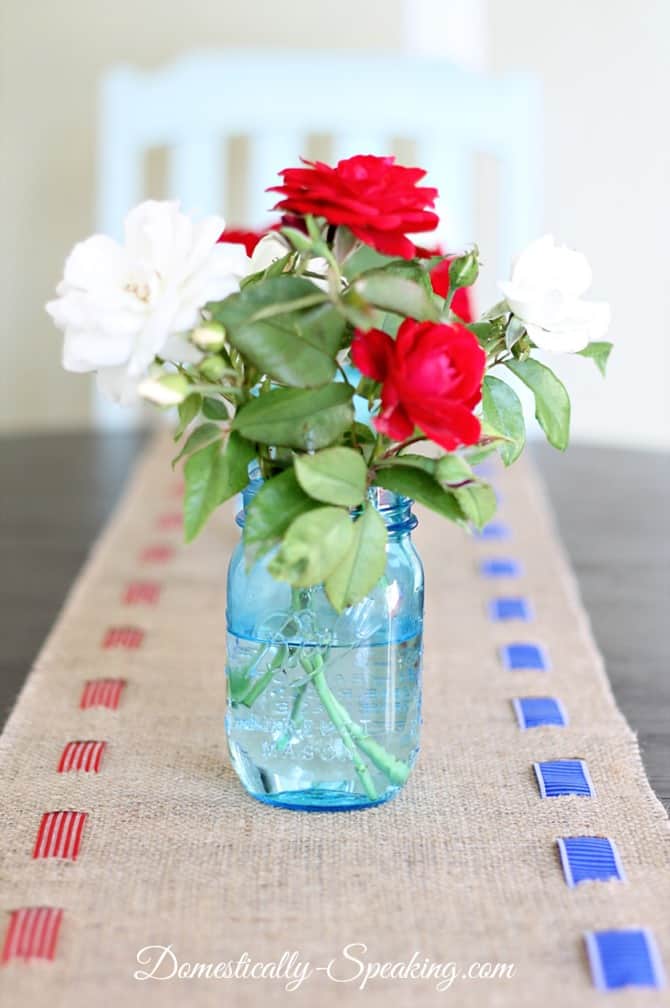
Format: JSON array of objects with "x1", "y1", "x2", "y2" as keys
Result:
[
  {"x1": 448, "y1": 249, "x2": 479, "y2": 290},
  {"x1": 191, "y1": 321, "x2": 226, "y2": 352},
  {"x1": 138, "y1": 374, "x2": 190, "y2": 407},
  {"x1": 199, "y1": 355, "x2": 228, "y2": 382}
]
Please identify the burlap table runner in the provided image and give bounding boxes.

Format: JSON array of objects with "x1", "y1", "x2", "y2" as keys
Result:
[{"x1": 1, "y1": 434, "x2": 668, "y2": 1007}]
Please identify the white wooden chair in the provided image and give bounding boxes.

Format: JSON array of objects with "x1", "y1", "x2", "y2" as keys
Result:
[{"x1": 96, "y1": 50, "x2": 541, "y2": 425}]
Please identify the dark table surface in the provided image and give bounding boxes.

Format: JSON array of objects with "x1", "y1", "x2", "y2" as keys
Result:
[{"x1": 1, "y1": 432, "x2": 668, "y2": 809}]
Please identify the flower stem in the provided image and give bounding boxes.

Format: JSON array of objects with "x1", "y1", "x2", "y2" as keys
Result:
[
  {"x1": 237, "y1": 645, "x2": 287, "y2": 708},
  {"x1": 327, "y1": 694, "x2": 410, "y2": 785},
  {"x1": 376, "y1": 435, "x2": 427, "y2": 462},
  {"x1": 306, "y1": 654, "x2": 378, "y2": 802},
  {"x1": 275, "y1": 681, "x2": 308, "y2": 752}
]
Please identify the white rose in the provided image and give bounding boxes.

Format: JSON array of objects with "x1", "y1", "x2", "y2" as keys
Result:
[
  {"x1": 499, "y1": 234, "x2": 610, "y2": 353},
  {"x1": 249, "y1": 232, "x2": 291, "y2": 273},
  {"x1": 46, "y1": 200, "x2": 250, "y2": 403}
]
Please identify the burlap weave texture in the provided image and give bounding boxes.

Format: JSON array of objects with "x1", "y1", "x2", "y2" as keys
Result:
[{"x1": 0, "y1": 435, "x2": 668, "y2": 1007}]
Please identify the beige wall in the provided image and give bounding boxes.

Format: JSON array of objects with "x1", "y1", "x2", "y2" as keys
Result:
[{"x1": 2, "y1": 0, "x2": 669, "y2": 446}]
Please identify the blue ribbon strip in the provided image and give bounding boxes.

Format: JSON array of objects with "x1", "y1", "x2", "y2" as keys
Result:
[
  {"x1": 500, "y1": 642, "x2": 549, "y2": 671},
  {"x1": 557, "y1": 836, "x2": 625, "y2": 887},
  {"x1": 474, "y1": 521, "x2": 510, "y2": 541},
  {"x1": 585, "y1": 929, "x2": 665, "y2": 990},
  {"x1": 513, "y1": 697, "x2": 567, "y2": 729},
  {"x1": 479, "y1": 557, "x2": 522, "y2": 578},
  {"x1": 533, "y1": 759, "x2": 595, "y2": 798},
  {"x1": 489, "y1": 597, "x2": 532, "y2": 621}
]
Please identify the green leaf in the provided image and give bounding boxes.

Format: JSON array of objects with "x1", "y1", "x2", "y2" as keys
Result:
[
  {"x1": 342, "y1": 422, "x2": 377, "y2": 463},
  {"x1": 354, "y1": 271, "x2": 440, "y2": 321},
  {"x1": 268, "y1": 506, "x2": 355, "y2": 588},
  {"x1": 377, "y1": 453, "x2": 436, "y2": 476},
  {"x1": 467, "y1": 321, "x2": 503, "y2": 350},
  {"x1": 505, "y1": 316, "x2": 526, "y2": 351},
  {"x1": 435, "y1": 454, "x2": 475, "y2": 486},
  {"x1": 211, "y1": 275, "x2": 342, "y2": 387},
  {"x1": 452, "y1": 481, "x2": 497, "y2": 530},
  {"x1": 174, "y1": 393, "x2": 201, "y2": 440},
  {"x1": 264, "y1": 252, "x2": 294, "y2": 278},
  {"x1": 343, "y1": 246, "x2": 396, "y2": 280},
  {"x1": 243, "y1": 468, "x2": 317, "y2": 559},
  {"x1": 464, "y1": 443, "x2": 498, "y2": 465},
  {"x1": 183, "y1": 442, "x2": 222, "y2": 542},
  {"x1": 232, "y1": 384, "x2": 354, "y2": 450},
  {"x1": 172, "y1": 422, "x2": 221, "y2": 466},
  {"x1": 483, "y1": 299, "x2": 510, "y2": 321},
  {"x1": 183, "y1": 433, "x2": 254, "y2": 542},
  {"x1": 362, "y1": 257, "x2": 433, "y2": 288},
  {"x1": 333, "y1": 226, "x2": 358, "y2": 263},
  {"x1": 479, "y1": 419, "x2": 514, "y2": 444},
  {"x1": 338, "y1": 297, "x2": 378, "y2": 331},
  {"x1": 349, "y1": 421, "x2": 377, "y2": 444},
  {"x1": 202, "y1": 396, "x2": 228, "y2": 420},
  {"x1": 481, "y1": 375, "x2": 526, "y2": 466},
  {"x1": 577, "y1": 341, "x2": 613, "y2": 376},
  {"x1": 218, "y1": 432, "x2": 256, "y2": 503},
  {"x1": 374, "y1": 466, "x2": 465, "y2": 524},
  {"x1": 280, "y1": 226, "x2": 314, "y2": 252},
  {"x1": 378, "y1": 312, "x2": 402, "y2": 338},
  {"x1": 294, "y1": 447, "x2": 367, "y2": 507},
  {"x1": 505, "y1": 358, "x2": 571, "y2": 451},
  {"x1": 354, "y1": 375, "x2": 379, "y2": 401},
  {"x1": 325, "y1": 504, "x2": 388, "y2": 611}
]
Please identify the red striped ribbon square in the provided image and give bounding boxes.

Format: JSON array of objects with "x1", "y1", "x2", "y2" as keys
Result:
[
  {"x1": 1, "y1": 907, "x2": 63, "y2": 963},
  {"x1": 33, "y1": 811, "x2": 87, "y2": 861},
  {"x1": 123, "y1": 581, "x2": 161, "y2": 605},
  {"x1": 156, "y1": 512, "x2": 182, "y2": 531},
  {"x1": 57, "y1": 740, "x2": 106, "y2": 773},
  {"x1": 79, "y1": 678, "x2": 126, "y2": 710},
  {"x1": 101, "y1": 626, "x2": 144, "y2": 650},
  {"x1": 140, "y1": 544, "x2": 175, "y2": 565}
]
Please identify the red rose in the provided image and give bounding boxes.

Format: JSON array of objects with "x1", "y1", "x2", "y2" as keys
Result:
[
  {"x1": 268, "y1": 155, "x2": 439, "y2": 259},
  {"x1": 217, "y1": 228, "x2": 265, "y2": 255},
  {"x1": 351, "y1": 319, "x2": 485, "y2": 451},
  {"x1": 429, "y1": 257, "x2": 475, "y2": 323}
]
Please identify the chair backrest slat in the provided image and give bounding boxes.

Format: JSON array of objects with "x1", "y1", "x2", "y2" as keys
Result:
[
  {"x1": 246, "y1": 132, "x2": 306, "y2": 228},
  {"x1": 168, "y1": 137, "x2": 225, "y2": 217}
]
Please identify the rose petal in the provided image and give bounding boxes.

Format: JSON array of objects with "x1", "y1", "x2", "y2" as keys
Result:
[
  {"x1": 526, "y1": 299, "x2": 610, "y2": 353},
  {"x1": 409, "y1": 400, "x2": 482, "y2": 451},
  {"x1": 351, "y1": 328, "x2": 394, "y2": 382}
]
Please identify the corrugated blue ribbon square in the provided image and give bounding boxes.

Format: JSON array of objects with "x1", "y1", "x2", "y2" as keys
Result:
[
  {"x1": 557, "y1": 836, "x2": 625, "y2": 886},
  {"x1": 513, "y1": 697, "x2": 567, "y2": 729},
  {"x1": 474, "y1": 521, "x2": 510, "y2": 541},
  {"x1": 501, "y1": 642, "x2": 549, "y2": 671},
  {"x1": 533, "y1": 759, "x2": 594, "y2": 797},
  {"x1": 585, "y1": 929, "x2": 665, "y2": 990},
  {"x1": 489, "y1": 597, "x2": 532, "y2": 621},
  {"x1": 479, "y1": 558, "x2": 522, "y2": 578}
]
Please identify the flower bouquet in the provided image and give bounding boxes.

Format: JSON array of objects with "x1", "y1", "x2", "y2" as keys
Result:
[{"x1": 47, "y1": 155, "x2": 611, "y2": 810}]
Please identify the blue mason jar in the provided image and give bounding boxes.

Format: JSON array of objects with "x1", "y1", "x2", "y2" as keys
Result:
[{"x1": 225, "y1": 477, "x2": 424, "y2": 812}]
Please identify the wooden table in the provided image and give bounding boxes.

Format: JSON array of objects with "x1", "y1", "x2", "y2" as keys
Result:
[{"x1": 1, "y1": 432, "x2": 668, "y2": 809}]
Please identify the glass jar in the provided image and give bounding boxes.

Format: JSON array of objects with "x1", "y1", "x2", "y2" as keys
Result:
[{"x1": 225, "y1": 476, "x2": 424, "y2": 811}]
